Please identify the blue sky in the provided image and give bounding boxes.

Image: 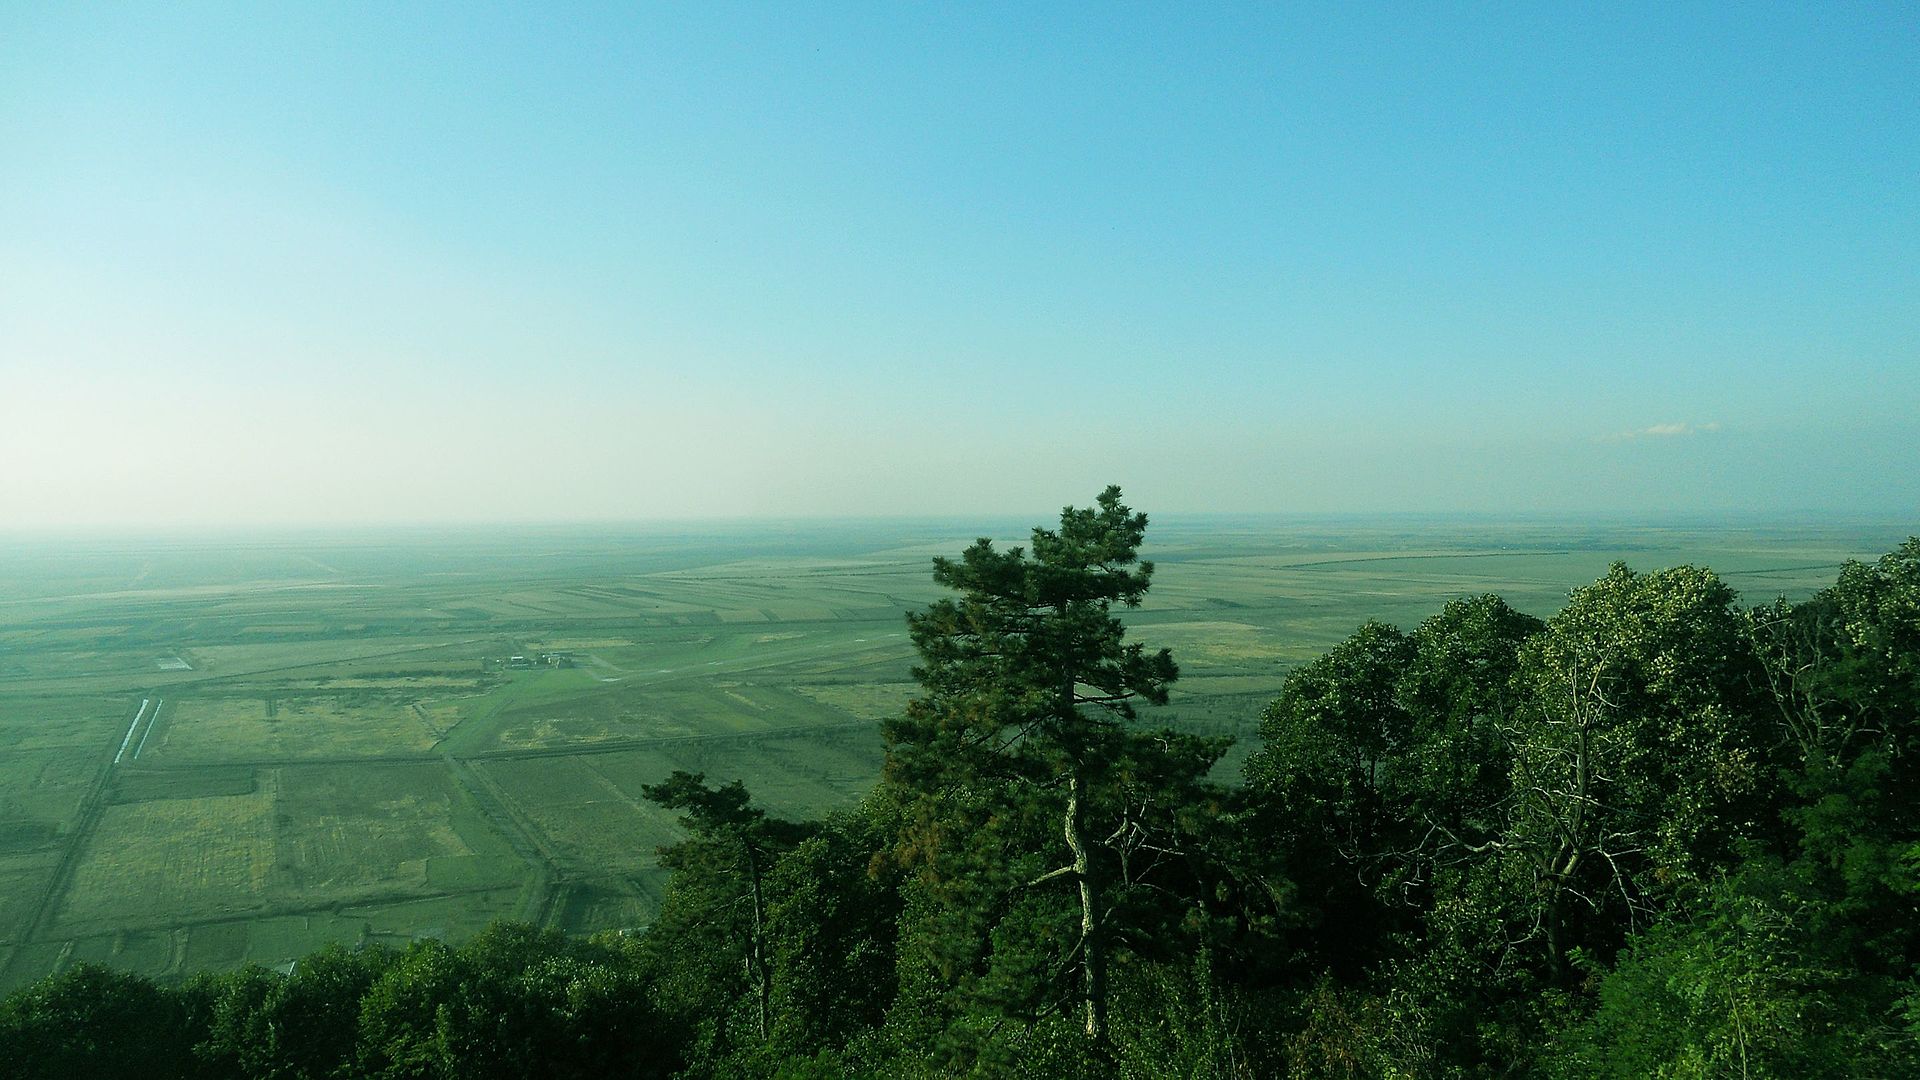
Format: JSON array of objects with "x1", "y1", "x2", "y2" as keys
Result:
[{"x1": 2, "y1": 3, "x2": 1914, "y2": 526}]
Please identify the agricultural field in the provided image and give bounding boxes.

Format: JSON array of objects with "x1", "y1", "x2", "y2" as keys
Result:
[{"x1": 0, "y1": 514, "x2": 1909, "y2": 991}]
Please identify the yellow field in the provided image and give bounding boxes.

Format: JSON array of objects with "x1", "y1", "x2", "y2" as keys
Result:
[
  {"x1": 487, "y1": 682, "x2": 836, "y2": 749},
  {"x1": 55, "y1": 762, "x2": 519, "y2": 937},
  {"x1": 1143, "y1": 620, "x2": 1296, "y2": 663},
  {"x1": 0, "y1": 749, "x2": 100, "y2": 835},
  {"x1": 493, "y1": 718, "x2": 635, "y2": 748},
  {"x1": 59, "y1": 783, "x2": 277, "y2": 931},
  {"x1": 481, "y1": 756, "x2": 680, "y2": 875},
  {"x1": 0, "y1": 854, "x2": 57, "y2": 942},
  {"x1": 1171, "y1": 674, "x2": 1292, "y2": 697},
  {"x1": 272, "y1": 764, "x2": 512, "y2": 901},
  {"x1": 413, "y1": 701, "x2": 465, "y2": 739},
  {"x1": 790, "y1": 682, "x2": 919, "y2": 719},
  {"x1": 306, "y1": 677, "x2": 480, "y2": 690},
  {"x1": 0, "y1": 697, "x2": 125, "y2": 752},
  {"x1": 156, "y1": 696, "x2": 446, "y2": 759},
  {"x1": 528, "y1": 637, "x2": 636, "y2": 651}
]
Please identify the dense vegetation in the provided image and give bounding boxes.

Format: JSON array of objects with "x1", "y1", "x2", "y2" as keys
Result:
[{"x1": 4, "y1": 491, "x2": 1915, "y2": 1078}]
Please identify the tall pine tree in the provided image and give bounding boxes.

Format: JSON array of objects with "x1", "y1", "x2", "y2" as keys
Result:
[{"x1": 883, "y1": 487, "x2": 1203, "y2": 1051}]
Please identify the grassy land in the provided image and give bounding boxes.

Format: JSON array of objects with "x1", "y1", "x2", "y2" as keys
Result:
[{"x1": 0, "y1": 515, "x2": 1907, "y2": 991}]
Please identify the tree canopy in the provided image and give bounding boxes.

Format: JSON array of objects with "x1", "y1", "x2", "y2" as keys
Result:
[
  {"x1": 881, "y1": 486, "x2": 1218, "y2": 1059},
  {"x1": 5, "y1": 510, "x2": 1916, "y2": 1079}
]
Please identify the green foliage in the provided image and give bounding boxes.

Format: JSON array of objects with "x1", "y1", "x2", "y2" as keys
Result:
[
  {"x1": 1501, "y1": 564, "x2": 1771, "y2": 978},
  {"x1": 886, "y1": 487, "x2": 1178, "y2": 803},
  {"x1": 0, "y1": 963, "x2": 197, "y2": 1080},
  {"x1": 1399, "y1": 594, "x2": 1543, "y2": 840},
  {"x1": 1104, "y1": 950, "x2": 1272, "y2": 1079},
  {"x1": 189, "y1": 944, "x2": 398, "y2": 1079},
  {"x1": 186, "y1": 965, "x2": 280, "y2": 1080},
  {"x1": 1241, "y1": 597, "x2": 1541, "y2": 985},
  {"x1": 640, "y1": 770, "x2": 811, "y2": 1061},
  {"x1": 1555, "y1": 881, "x2": 1919, "y2": 1078},
  {"x1": 356, "y1": 924, "x2": 671, "y2": 1079},
  {"x1": 1240, "y1": 544, "x2": 1917, "y2": 1073},
  {"x1": 3, "y1": 533, "x2": 1916, "y2": 1080},
  {"x1": 1248, "y1": 620, "x2": 1415, "y2": 848},
  {"x1": 764, "y1": 802, "x2": 901, "y2": 1053},
  {"x1": 1281, "y1": 978, "x2": 1402, "y2": 1080},
  {"x1": 1242, "y1": 621, "x2": 1419, "y2": 975},
  {"x1": 662, "y1": 796, "x2": 906, "y2": 1077},
  {"x1": 1744, "y1": 539, "x2": 1920, "y2": 995},
  {"x1": 882, "y1": 487, "x2": 1224, "y2": 1057}
]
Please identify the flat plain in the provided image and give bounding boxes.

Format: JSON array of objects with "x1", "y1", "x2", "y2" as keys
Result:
[{"x1": 0, "y1": 514, "x2": 1908, "y2": 990}]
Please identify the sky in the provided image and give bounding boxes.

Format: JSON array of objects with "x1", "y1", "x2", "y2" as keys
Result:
[{"x1": 1, "y1": 3, "x2": 1915, "y2": 528}]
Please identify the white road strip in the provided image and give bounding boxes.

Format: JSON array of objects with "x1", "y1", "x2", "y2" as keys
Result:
[
  {"x1": 132, "y1": 700, "x2": 162, "y2": 759},
  {"x1": 113, "y1": 699, "x2": 151, "y2": 764}
]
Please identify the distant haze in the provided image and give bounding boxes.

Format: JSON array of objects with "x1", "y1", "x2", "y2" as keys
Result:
[{"x1": 2, "y1": 6, "x2": 1915, "y2": 528}]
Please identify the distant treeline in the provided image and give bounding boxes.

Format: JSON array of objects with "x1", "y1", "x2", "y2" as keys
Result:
[{"x1": 4, "y1": 491, "x2": 1916, "y2": 1079}]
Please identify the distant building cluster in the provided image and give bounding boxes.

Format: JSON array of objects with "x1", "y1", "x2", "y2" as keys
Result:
[{"x1": 486, "y1": 652, "x2": 576, "y2": 670}]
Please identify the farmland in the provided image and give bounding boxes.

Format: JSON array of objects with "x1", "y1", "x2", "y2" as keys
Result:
[{"x1": 0, "y1": 514, "x2": 1907, "y2": 991}]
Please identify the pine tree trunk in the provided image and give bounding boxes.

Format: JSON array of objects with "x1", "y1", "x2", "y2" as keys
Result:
[
  {"x1": 1064, "y1": 771, "x2": 1106, "y2": 1044},
  {"x1": 746, "y1": 842, "x2": 771, "y2": 1041},
  {"x1": 1545, "y1": 881, "x2": 1566, "y2": 983}
]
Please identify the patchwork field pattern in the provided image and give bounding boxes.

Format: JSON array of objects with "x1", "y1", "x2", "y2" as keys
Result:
[
  {"x1": 59, "y1": 783, "x2": 277, "y2": 932},
  {"x1": 0, "y1": 516, "x2": 1907, "y2": 990},
  {"x1": 155, "y1": 696, "x2": 450, "y2": 760}
]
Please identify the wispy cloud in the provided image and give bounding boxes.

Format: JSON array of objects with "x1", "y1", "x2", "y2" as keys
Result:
[{"x1": 1604, "y1": 421, "x2": 1722, "y2": 442}]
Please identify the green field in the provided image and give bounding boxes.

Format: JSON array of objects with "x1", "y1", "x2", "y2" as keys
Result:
[{"x1": 0, "y1": 515, "x2": 1908, "y2": 990}]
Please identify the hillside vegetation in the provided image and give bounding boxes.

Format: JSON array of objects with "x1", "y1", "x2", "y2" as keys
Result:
[{"x1": 3, "y1": 494, "x2": 1915, "y2": 1078}]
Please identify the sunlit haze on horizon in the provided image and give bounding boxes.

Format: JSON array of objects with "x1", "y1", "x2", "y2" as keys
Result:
[{"x1": 2, "y1": 5, "x2": 1916, "y2": 529}]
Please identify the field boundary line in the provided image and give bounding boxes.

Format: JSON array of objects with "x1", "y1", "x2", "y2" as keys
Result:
[
  {"x1": 0, "y1": 699, "x2": 141, "y2": 984},
  {"x1": 443, "y1": 755, "x2": 560, "y2": 924}
]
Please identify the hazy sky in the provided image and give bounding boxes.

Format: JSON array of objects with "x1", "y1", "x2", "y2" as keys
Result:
[{"x1": 2, "y1": 4, "x2": 1915, "y2": 527}]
